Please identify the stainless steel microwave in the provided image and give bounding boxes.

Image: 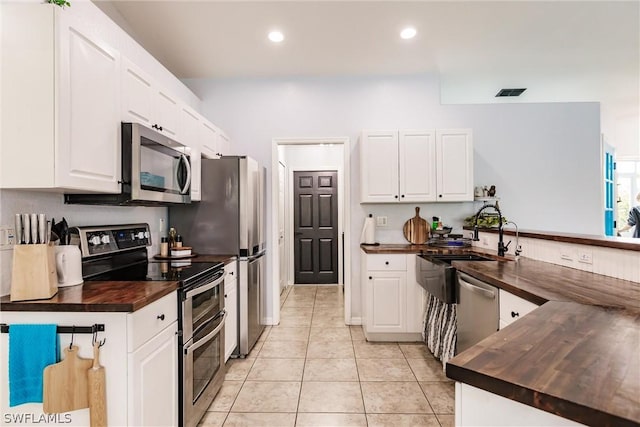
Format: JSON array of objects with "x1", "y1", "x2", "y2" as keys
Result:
[{"x1": 66, "y1": 122, "x2": 192, "y2": 206}]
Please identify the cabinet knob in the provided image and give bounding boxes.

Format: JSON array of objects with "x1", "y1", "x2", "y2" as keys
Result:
[
  {"x1": 157, "y1": 314, "x2": 165, "y2": 321},
  {"x1": 369, "y1": 276, "x2": 372, "y2": 280},
  {"x1": 225, "y1": 294, "x2": 228, "y2": 298},
  {"x1": 401, "y1": 195, "x2": 405, "y2": 198},
  {"x1": 511, "y1": 311, "x2": 519, "y2": 318},
  {"x1": 439, "y1": 194, "x2": 443, "y2": 198},
  {"x1": 159, "y1": 126, "x2": 163, "y2": 131},
  {"x1": 385, "y1": 261, "x2": 389, "y2": 265},
  {"x1": 394, "y1": 195, "x2": 398, "y2": 199},
  {"x1": 230, "y1": 271, "x2": 234, "y2": 275}
]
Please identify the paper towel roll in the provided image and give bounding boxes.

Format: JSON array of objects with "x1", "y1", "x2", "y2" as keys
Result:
[{"x1": 360, "y1": 216, "x2": 376, "y2": 244}]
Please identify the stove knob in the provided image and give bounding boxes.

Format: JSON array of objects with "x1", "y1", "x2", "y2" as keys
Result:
[
  {"x1": 89, "y1": 235, "x2": 101, "y2": 246},
  {"x1": 137, "y1": 231, "x2": 145, "y2": 239},
  {"x1": 100, "y1": 234, "x2": 110, "y2": 244},
  {"x1": 144, "y1": 231, "x2": 150, "y2": 239}
]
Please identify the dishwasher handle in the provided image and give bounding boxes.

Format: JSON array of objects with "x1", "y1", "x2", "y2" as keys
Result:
[{"x1": 457, "y1": 272, "x2": 496, "y2": 300}]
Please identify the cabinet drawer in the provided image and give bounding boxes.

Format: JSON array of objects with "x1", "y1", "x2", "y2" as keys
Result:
[
  {"x1": 499, "y1": 289, "x2": 538, "y2": 327},
  {"x1": 224, "y1": 260, "x2": 237, "y2": 280},
  {"x1": 366, "y1": 254, "x2": 407, "y2": 271},
  {"x1": 127, "y1": 292, "x2": 177, "y2": 351}
]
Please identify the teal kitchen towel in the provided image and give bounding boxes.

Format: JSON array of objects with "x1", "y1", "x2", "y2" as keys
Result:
[{"x1": 8, "y1": 324, "x2": 59, "y2": 407}]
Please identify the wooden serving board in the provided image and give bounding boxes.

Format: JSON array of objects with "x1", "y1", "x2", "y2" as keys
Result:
[
  {"x1": 153, "y1": 253, "x2": 198, "y2": 260},
  {"x1": 403, "y1": 207, "x2": 429, "y2": 244},
  {"x1": 43, "y1": 345, "x2": 92, "y2": 414}
]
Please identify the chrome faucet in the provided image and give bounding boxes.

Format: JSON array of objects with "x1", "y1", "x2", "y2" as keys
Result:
[{"x1": 472, "y1": 203, "x2": 510, "y2": 256}]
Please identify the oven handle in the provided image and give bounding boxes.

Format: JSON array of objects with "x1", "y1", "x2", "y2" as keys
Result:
[
  {"x1": 185, "y1": 311, "x2": 226, "y2": 355},
  {"x1": 178, "y1": 154, "x2": 192, "y2": 195},
  {"x1": 184, "y1": 274, "x2": 224, "y2": 300}
]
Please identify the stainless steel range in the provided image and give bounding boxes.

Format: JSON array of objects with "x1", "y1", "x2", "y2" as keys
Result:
[{"x1": 70, "y1": 223, "x2": 226, "y2": 427}]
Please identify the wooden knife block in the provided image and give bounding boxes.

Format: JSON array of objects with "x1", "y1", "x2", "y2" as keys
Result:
[{"x1": 11, "y1": 244, "x2": 58, "y2": 301}]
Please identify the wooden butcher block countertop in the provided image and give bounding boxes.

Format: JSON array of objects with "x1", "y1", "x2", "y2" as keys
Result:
[
  {"x1": 447, "y1": 301, "x2": 640, "y2": 427},
  {"x1": 361, "y1": 244, "x2": 640, "y2": 426},
  {"x1": 0, "y1": 280, "x2": 179, "y2": 312},
  {"x1": 0, "y1": 254, "x2": 236, "y2": 313}
]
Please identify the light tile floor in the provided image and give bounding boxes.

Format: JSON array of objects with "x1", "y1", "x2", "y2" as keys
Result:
[{"x1": 200, "y1": 285, "x2": 454, "y2": 427}]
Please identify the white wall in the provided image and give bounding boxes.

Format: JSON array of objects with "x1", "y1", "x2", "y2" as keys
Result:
[
  {"x1": 0, "y1": 190, "x2": 166, "y2": 296},
  {"x1": 184, "y1": 73, "x2": 602, "y2": 320}
]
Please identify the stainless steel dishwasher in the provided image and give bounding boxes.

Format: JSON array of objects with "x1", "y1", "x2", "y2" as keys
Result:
[{"x1": 456, "y1": 271, "x2": 499, "y2": 353}]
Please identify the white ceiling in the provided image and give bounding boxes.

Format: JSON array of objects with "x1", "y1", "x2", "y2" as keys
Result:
[{"x1": 96, "y1": 1, "x2": 639, "y2": 119}]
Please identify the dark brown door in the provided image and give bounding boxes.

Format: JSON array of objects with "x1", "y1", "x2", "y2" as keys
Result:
[{"x1": 294, "y1": 171, "x2": 338, "y2": 284}]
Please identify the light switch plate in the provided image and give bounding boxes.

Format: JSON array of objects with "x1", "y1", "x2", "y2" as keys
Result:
[
  {"x1": 0, "y1": 226, "x2": 16, "y2": 250},
  {"x1": 376, "y1": 216, "x2": 387, "y2": 227}
]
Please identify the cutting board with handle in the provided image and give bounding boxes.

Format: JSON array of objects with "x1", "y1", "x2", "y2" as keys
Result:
[
  {"x1": 403, "y1": 207, "x2": 429, "y2": 244},
  {"x1": 43, "y1": 345, "x2": 92, "y2": 414},
  {"x1": 88, "y1": 342, "x2": 107, "y2": 427}
]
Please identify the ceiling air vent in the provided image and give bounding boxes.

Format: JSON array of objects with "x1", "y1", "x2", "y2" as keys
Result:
[{"x1": 496, "y1": 88, "x2": 527, "y2": 97}]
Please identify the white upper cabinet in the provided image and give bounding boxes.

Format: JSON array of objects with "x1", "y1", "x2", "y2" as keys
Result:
[
  {"x1": 179, "y1": 106, "x2": 201, "y2": 201},
  {"x1": 155, "y1": 88, "x2": 180, "y2": 140},
  {"x1": 436, "y1": 129, "x2": 474, "y2": 201},
  {"x1": 399, "y1": 130, "x2": 437, "y2": 202},
  {"x1": 360, "y1": 131, "x2": 399, "y2": 202},
  {"x1": 360, "y1": 129, "x2": 473, "y2": 203},
  {"x1": 200, "y1": 120, "x2": 221, "y2": 159},
  {"x1": 121, "y1": 57, "x2": 181, "y2": 141},
  {"x1": 1, "y1": 4, "x2": 121, "y2": 193},
  {"x1": 121, "y1": 57, "x2": 154, "y2": 126},
  {"x1": 218, "y1": 131, "x2": 232, "y2": 156}
]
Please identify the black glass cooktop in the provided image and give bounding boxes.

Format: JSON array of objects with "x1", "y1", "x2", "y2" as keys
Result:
[{"x1": 84, "y1": 257, "x2": 223, "y2": 283}]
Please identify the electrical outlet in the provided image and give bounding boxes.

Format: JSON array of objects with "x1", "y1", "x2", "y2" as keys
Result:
[
  {"x1": 578, "y1": 251, "x2": 593, "y2": 264},
  {"x1": 560, "y1": 251, "x2": 573, "y2": 261},
  {"x1": 376, "y1": 216, "x2": 387, "y2": 227},
  {"x1": 0, "y1": 226, "x2": 16, "y2": 250}
]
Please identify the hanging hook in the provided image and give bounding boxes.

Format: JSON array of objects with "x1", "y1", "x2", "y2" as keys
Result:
[
  {"x1": 69, "y1": 325, "x2": 75, "y2": 350},
  {"x1": 92, "y1": 325, "x2": 106, "y2": 348}
]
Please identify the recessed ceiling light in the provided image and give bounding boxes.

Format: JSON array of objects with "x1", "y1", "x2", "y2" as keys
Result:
[
  {"x1": 400, "y1": 27, "x2": 417, "y2": 40},
  {"x1": 268, "y1": 31, "x2": 284, "y2": 43}
]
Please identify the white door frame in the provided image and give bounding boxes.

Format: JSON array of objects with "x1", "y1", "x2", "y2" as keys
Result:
[{"x1": 271, "y1": 137, "x2": 352, "y2": 326}]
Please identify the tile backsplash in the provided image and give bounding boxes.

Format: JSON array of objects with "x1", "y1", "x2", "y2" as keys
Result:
[
  {"x1": 474, "y1": 231, "x2": 640, "y2": 283},
  {"x1": 0, "y1": 189, "x2": 167, "y2": 296}
]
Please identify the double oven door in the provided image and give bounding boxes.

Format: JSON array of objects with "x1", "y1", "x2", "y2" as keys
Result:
[{"x1": 181, "y1": 270, "x2": 226, "y2": 427}]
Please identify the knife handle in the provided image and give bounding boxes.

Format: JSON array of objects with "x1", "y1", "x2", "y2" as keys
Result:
[
  {"x1": 30, "y1": 214, "x2": 38, "y2": 244},
  {"x1": 39, "y1": 214, "x2": 46, "y2": 245},
  {"x1": 22, "y1": 214, "x2": 30, "y2": 244},
  {"x1": 14, "y1": 214, "x2": 22, "y2": 245}
]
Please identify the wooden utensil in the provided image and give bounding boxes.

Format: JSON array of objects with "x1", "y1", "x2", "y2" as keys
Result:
[
  {"x1": 43, "y1": 345, "x2": 92, "y2": 413},
  {"x1": 402, "y1": 207, "x2": 429, "y2": 244},
  {"x1": 88, "y1": 342, "x2": 107, "y2": 427}
]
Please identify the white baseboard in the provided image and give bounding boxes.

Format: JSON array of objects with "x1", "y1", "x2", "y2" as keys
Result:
[
  {"x1": 349, "y1": 317, "x2": 362, "y2": 325},
  {"x1": 262, "y1": 317, "x2": 277, "y2": 326}
]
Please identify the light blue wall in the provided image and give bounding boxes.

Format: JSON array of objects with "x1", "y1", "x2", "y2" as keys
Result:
[{"x1": 184, "y1": 73, "x2": 601, "y2": 317}]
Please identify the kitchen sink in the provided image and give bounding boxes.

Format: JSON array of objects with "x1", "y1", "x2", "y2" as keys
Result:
[
  {"x1": 423, "y1": 253, "x2": 494, "y2": 264},
  {"x1": 416, "y1": 253, "x2": 494, "y2": 304}
]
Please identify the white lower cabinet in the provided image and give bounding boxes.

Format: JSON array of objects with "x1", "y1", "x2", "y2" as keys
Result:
[
  {"x1": 456, "y1": 383, "x2": 584, "y2": 426},
  {"x1": 128, "y1": 321, "x2": 178, "y2": 426},
  {"x1": 224, "y1": 261, "x2": 238, "y2": 361},
  {"x1": 0, "y1": 292, "x2": 178, "y2": 426},
  {"x1": 362, "y1": 253, "x2": 425, "y2": 341},
  {"x1": 499, "y1": 289, "x2": 539, "y2": 329}
]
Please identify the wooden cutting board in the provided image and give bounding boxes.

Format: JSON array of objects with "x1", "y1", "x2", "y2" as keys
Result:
[
  {"x1": 88, "y1": 343, "x2": 107, "y2": 427},
  {"x1": 403, "y1": 207, "x2": 429, "y2": 244},
  {"x1": 43, "y1": 345, "x2": 92, "y2": 414}
]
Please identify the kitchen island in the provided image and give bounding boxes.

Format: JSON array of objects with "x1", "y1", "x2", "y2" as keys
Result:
[{"x1": 360, "y1": 244, "x2": 640, "y2": 427}]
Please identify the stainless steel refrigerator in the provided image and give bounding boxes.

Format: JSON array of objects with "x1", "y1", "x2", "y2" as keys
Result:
[{"x1": 170, "y1": 156, "x2": 266, "y2": 356}]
